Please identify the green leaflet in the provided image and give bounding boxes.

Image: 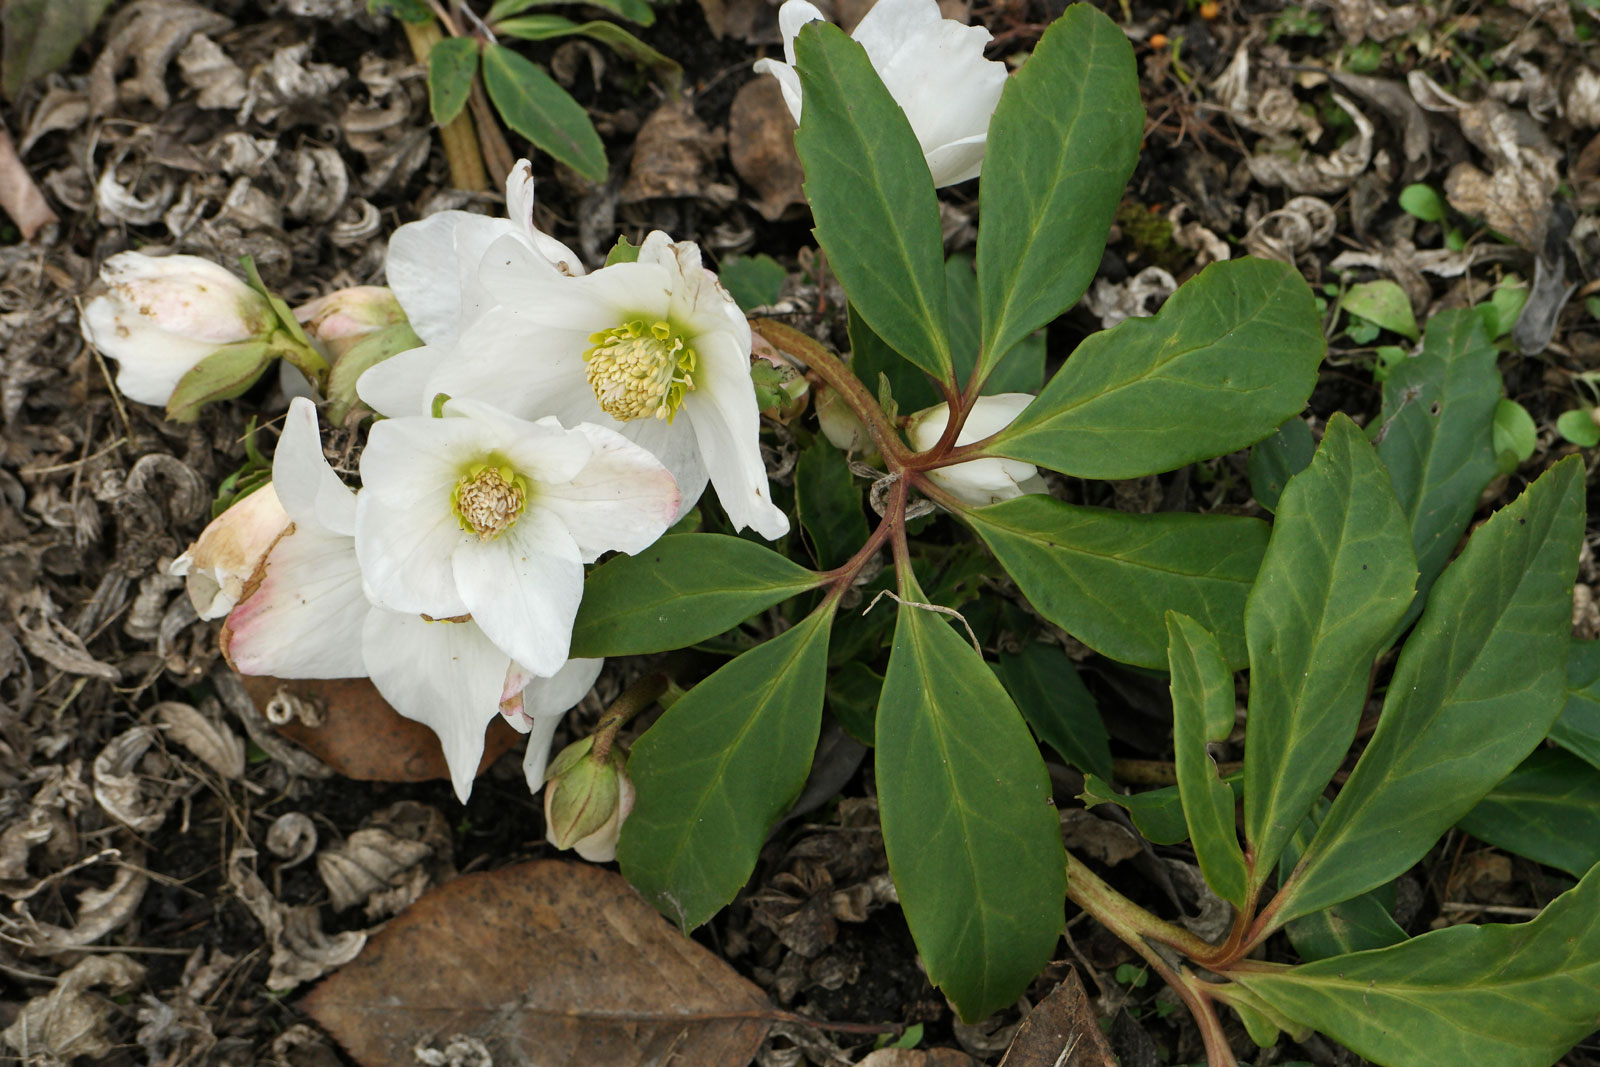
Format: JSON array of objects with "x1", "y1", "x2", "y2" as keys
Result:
[
  {"x1": 1242, "y1": 415, "x2": 1417, "y2": 893},
  {"x1": 1246, "y1": 416, "x2": 1315, "y2": 514},
  {"x1": 793, "y1": 23, "x2": 951, "y2": 382},
  {"x1": 989, "y1": 258, "x2": 1323, "y2": 480},
  {"x1": 992, "y1": 641, "x2": 1112, "y2": 781},
  {"x1": 1272, "y1": 458, "x2": 1584, "y2": 926},
  {"x1": 1081, "y1": 775, "x2": 1193, "y2": 846},
  {"x1": 1280, "y1": 800, "x2": 1406, "y2": 963},
  {"x1": 1371, "y1": 308, "x2": 1501, "y2": 631},
  {"x1": 494, "y1": 16, "x2": 681, "y2": 88},
  {"x1": 1551, "y1": 639, "x2": 1600, "y2": 771},
  {"x1": 965, "y1": 496, "x2": 1269, "y2": 669},
  {"x1": 947, "y1": 254, "x2": 1045, "y2": 395},
  {"x1": 1167, "y1": 612, "x2": 1248, "y2": 907},
  {"x1": 486, "y1": 0, "x2": 655, "y2": 25},
  {"x1": 877, "y1": 580, "x2": 1065, "y2": 1021},
  {"x1": 1457, "y1": 748, "x2": 1600, "y2": 878},
  {"x1": 1233, "y1": 862, "x2": 1600, "y2": 1067},
  {"x1": 1, "y1": 0, "x2": 111, "y2": 98},
  {"x1": 427, "y1": 36, "x2": 478, "y2": 125},
  {"x1": 794, "y1": 440, "x2": 867, "y2": 570},
  {"x1": 617, "y1": 605, "x2": 834, "y2": 929},
  {"x1": 975, "y1": 4, "x2": 1141, "y2": 382},
  {"x1": 481, "y1": 43, "x2": 607, "y2": 181},
  {"x1": 569, "y1": 534, "x2": 820, "y2": 657}
]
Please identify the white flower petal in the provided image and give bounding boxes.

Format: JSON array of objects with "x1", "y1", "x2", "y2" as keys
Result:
[
  {"x1": 416, "y1": 307, "x2": 597, "y2": 423},
  {"x1": 172, "y1": 484, "x2": 289, "y2": 619},
  {"x1": 354, "y1": 341, "x2": 439, "y2": 418},
  {"x1": 354, "y1": 493, "x2": 472, "y2": 617},
  {"x1": 385, "y1": 211, "x2": 519, "y2": 345},
  {"x1": 493, "y1": 261, "x2": 673, "y2": 331},
  {"x1": 362, "y1": 610, "x2": 510, "y2": 803},
  {"x1": 619, "y1": 416, "x2": 710, "y2": 522},
  {"x1": 82, "y1": 304, "x2": 221, "y2": 406},
  {"x1": 534, "y1": 423, "x2": 679, "y2": 561},
  {"x1": 752, "y1": 57, "x2": 804, "y2": 124},
  {"x1": 359, "y1": 415, "x2": 482, "y2": 509},
  {"x1": 520, "y1": 713, "x2": 565, "y2": 792},
  {"x1": 274, "y1": 397, "x2": 356, "y2": 536},
  {"x1": 523, "y1": 657, "x2": 604, "y2": 718},
  {"x1": 504, "y1": 160, "x2": 586, "y2": 276},
  {"x1": 452, "y1": 509, "x2": 584, "y2": 677},
  {"x1": 683, "y1": 331, "x2": 789, "y2": 539},
  {"x1": 223, "y1": 527, "x2": 370, "y2": 679},
  {"x1": 777, "y1": 0, "x2": 825, "y2": 63},
  {"x1": 444, "y1": 399, "x2": 594, "y2": 487}
]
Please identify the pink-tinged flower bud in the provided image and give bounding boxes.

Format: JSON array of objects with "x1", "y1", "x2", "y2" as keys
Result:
[
  {"x1": 543, "y1": 736, "x2": 635, "y2": 863},
  {"x1": 169, "y1": 485, "x2": 290, "y2": 620},
  {"x1": 295, "y1": 287, "x2": 421, "y2": 424},
  {"x1": 80, "y1": 253, "x2": 276, "y2": 408},
  {"x1": 906, "y1": 394, "x2": 1046, "y2": 507}
]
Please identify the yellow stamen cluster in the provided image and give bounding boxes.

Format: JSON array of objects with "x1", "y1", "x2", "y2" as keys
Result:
[
  {"x1": 582, "y1": 319, "x2": 697, "y2": 422},
  {"x1": 451, "y1": 464, "x2": 527, "y2": 540}
]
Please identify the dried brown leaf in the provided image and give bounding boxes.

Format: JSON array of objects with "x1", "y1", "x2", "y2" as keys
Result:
[
  {"x1": 0, "y1": 954, "x2": 145, "y2": 1064},
  {"x1": 729, "y1": 76, "x2": 805, "y2": 222},
  {"x1": 622, "y1": 100, "x2": 727, "y2": 204},
  {"x1": 156, "y1": 700, "x2": 245, "y2": 779},
  {"x1": 316, "y1": 828, "x2": 433, "y2": 912},
  {"x1": 301, "y1": 860, "x2": 773, "y2": 1067},
  {"x1": 0, "y1": 122, "x2": 57, "y2": 240},
  {"x1": 997, "y1": 970, "x2": 1117, "y2": 1067}
]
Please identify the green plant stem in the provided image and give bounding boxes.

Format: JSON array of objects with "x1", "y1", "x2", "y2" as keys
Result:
[
  {"x1": 403, "y1": 18, "x2": 489, "y2": 192},
  {"x1": 590, "y1": 672, "x2": 669, "y2": 761},
  {"x1": 750, "y1": 318, "x2": 911, "y2": 466},
  {"x1": 1066, "y1": 853, "x2": 1238, "y2": 1066}
]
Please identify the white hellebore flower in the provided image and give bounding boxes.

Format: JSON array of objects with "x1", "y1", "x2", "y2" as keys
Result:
[
  {"x1": 80, "y1": 252, "x2": 276, "y2": 406},
  {"x1": 754, "y1": 0, "x2": 1008, "y2": 188},
  {"x1": 906, "y1": 394, "x2": 1046, "y2": 507},
  {"x1": 223, "y1": 397, "x2": 605, "y2": 801},
  {"x1": 383, "y1": 159, "x2": 583, "y2": 349},
  {"x1": 361, "y1": 228, "x2": 790, "y2": 540},
  {"x1": 354, "y1": 398, "x2": 680, "y2": 679},
  {"x1": 170, "y1": 485, "x2": 290, "y2": 620}
]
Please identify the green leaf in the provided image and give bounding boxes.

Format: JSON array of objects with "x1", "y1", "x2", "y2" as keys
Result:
[
  {"x1": 604, "y1": 235, "x2": 641, "y2": 265},
  {"x1": 1243, "y1": 415, "x2": 1417, "y2": 891},
  {"x1": 164, "y1": 341, "x2": 277, "y2": 423},
  {"x1": 1234, "y1": 862, "x2": 1600, "y2": 1067},
  {"x1": 618, "y1": 606, "x2": 834, "y2": 928},
  {"x1": 848, "y1": 303, "x2": 940, "y2": 416},
  {"x1": 1247, "y1": 416, "x2": 1316, "y2": 513},
  {"x1": 794, "y1": 440, "x2": 867, "y2": 570},
  {"x1": 1397, "y1": 182, "x2": 1447, "y2": 223},
  {"x1": 992, "y1": 641, "x2": 1112, "y2": 780},
  {"x1": 1081, "y1": 774, "x2": 1241, "y2": 847},
  {"x1": 877, "y1": 581, "x2": 1066, "y2": 1021},
  {"x1": 718, "y1": 253, "x2": 786, "y2": 312},
  {"x1": 495, "y1": 16, "x2": 681, "y2": 87},
  {"x1": 427, "y1": 36, "x2": 479, "y2": 125},
  {"x1": 570, "y1": 534, "x2": 821, "y2": 657},
  {"x1": 1371, "y1": 308, "x2": 1500, "y2": 627},
  {"x1": 488, "y1": 0, "x2": 655, "y2": 26},
  {"x1": 1552, "y1": 640, "x2": 1600, "y2": 771},
  {"x1": 2, "y1": 0, "x2": 111, "y2": 98},
  {"x1": 975, "y1": 4, "x2": 1141, "y2": 382},
  {"x1": 1280, "y1": 799, "x2": 1406, "y2": 962},
  {"x1": 793, "y1": 23, "x2": 952, "y2": 382},
  {"x1": 947, "y1": 254, "x2": 1046, "y2": 396},
  {"x1": 1167, "y1": 612, "x2": 1248, "y2": 907},
  {"x1": 1556, "y1": 408, "x2": 1600, "y2": 447},
  {"x1": 826, "y1": 660, "x2": 882, "y2": 745},
  {"x1": 1272, "y1": 458, "x2": 1585, "y2": 926},
  {"x1": 481, "y1": 42, "x2": 607, "y2": 181},
  {"x1": 1492, "y1": 398, "x2": 1537, "y2": 473},
  {"x1": 1341, "y1": 280, "x2": 1419, "y2": 341},
  {"x1": 368, "y1": 0, "x2": 434, "y2": 22},
  {"x1": 1457, "y1": 748, "x2": 1600, "y2": 878},
  {"x1": 990, "y1": 258, "x2": 1324, "y2": 479},
  {"x1": 966, "y1": 496, "x2": 1269, "y2": 669}
]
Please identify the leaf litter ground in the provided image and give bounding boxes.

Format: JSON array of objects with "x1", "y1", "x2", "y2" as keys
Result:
[{"x1": 1, "y1": 0, "x2": 1599, "y2": 1064}]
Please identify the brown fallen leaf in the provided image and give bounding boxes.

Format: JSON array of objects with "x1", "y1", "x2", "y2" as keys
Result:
[
  {"x1": 997, "y1": 970, "x2": 1117, "y2": 1067},
  {"x1": 302, "y1": 860, "x2": 772, "y2": 1067},
  {"x1": 621, "y1": 99, "x2": 728, "y2": 204},
  {"x1": 0, "y1": 121, "x2": 56, "y2": 239},
  {"x1": 729, "y1": 76, "x2": 806, "y2": 222},
  {"x1": 240, "y1": 675, "x2": 518, "y2": 786}
]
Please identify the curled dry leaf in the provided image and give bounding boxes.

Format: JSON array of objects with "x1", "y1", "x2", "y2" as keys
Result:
[
  {"x1": 316, "y1": 828, "x2": 433, "y2": 913},
  {"x1": 1247, "y1": 93, "x2": 1375, "y2": 195},
  {"x1": 93, "y1": 725, "x2": 179, "y2": 832},
  {"x1": 176, "y1": 33, "x2": 247, "y2": 110},
  {"x1": 860, "y1": 1051, "x2": 980, "y2": 1067},
  {"x1": 229, "y1": 847, "x2": 366, "y2": 991},
  {"x1": 996, "y1": 970, "x2": 1117, "y2": 1067},
  {"x1": 267, "y1": 813, "x2": 319, "y2": 868},
  {"x1": 156, "y1": 700, "x2": 245, "y2": 780},
  {"x1": 1324, "y1": 0, "x2": 1427, "y2": 42},
  {"x1": 622, "y1": 100, "x2": 730, "y2": 204},
  {"x1": 88, "y1": 0, "x2": 233, "y2": 115},
  {"x1": 0, "y1": 954, "x2": 145, "y2": 1065},
  {"x1": 212, "y1": 668, "x2": 335, "y2": 781},
  {"x1": 1243, "y1": 195, "x2": 1336, "y2": 263},
  {"x1": 240, "y1": 675, "x2": 520, "y2": 787},
  {"x1": 302, "y1": 860, "x2": 772, "y2": 1067},
  {"x1": 14, "y1": 588, "x2": 120, "y2": 680},
  {"x1": 729, "y1": 75, "x2": 807, "y2": 222},
  {"x1": 1084, "y1": 267, "x2": 1176, "y2": 330},
  {"x1": 7, "y1": 857, "x2": 148, "y2": 954}
]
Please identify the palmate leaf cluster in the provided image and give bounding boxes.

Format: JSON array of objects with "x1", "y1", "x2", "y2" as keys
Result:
[{"x1": 553, "y1": 5, "x2": 1599, "y2": 1063}]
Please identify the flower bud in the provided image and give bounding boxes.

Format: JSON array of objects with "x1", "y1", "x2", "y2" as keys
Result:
[
  {"x1": 751, "y1": 343, "x2": 810, "y2": 423},
  {"x1": 80, "y1": 253, "x2": 276, "y2": 408},
  {"x1": 815, "y1": 382, "x2": 868, "y2": 454},
  {"x1": 906, "y1": 394, "x2": 1046, "y2": 507},
  {"x1": 543, "y1": 736, "x2": 635, "y2": 863},
  {"x1": 295, "y1": 287, "x2": 422, "y2": 424},
  {"x1": 170, "y1": 484, "x2": 289, "y2": 620}
]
